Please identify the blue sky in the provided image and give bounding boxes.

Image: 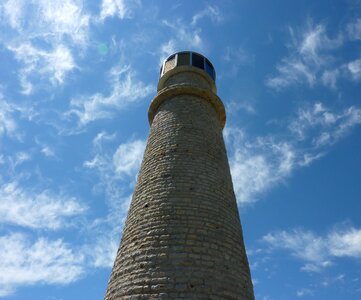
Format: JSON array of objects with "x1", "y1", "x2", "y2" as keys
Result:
[{"x1": 0, "y1": 0, "x2": 361, "y2": 299}]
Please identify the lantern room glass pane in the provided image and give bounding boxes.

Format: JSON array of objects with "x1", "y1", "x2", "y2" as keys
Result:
[
  {"x1": 177, "y1": 52, "x2": 190, "y2": 66},
  {"x1": 192, "y1": 53, "x2": 204, "y2": 69},
  {"x1": 164, "y1": 55, "x2": 176, "y2": 73},
  {"x1": 205, "y1": 59, "x2": 214, "y2": 79}
]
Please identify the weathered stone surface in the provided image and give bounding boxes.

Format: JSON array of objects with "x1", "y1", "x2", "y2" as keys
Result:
[{"x1": 104, "y1": 63, "x2": 254, "y2": 300}]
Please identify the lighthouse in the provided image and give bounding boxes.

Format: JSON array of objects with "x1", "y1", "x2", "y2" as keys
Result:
[{"x1": 105, "y1": 51, "x2": 254, "y2": 299}]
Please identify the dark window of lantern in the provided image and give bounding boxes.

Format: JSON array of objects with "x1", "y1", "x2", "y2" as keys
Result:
[
  {"x1": 205, "y1": 59, "x2": 214, "y2": 79},
  {"x1": 192, "y1": 53, "x2": 204, "y2": 69},
  {"x1": 177, "y1": 52, "x2": 190, "y2": 66}
]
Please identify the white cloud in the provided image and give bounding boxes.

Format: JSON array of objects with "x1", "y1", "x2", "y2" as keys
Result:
[
  {"x1": 321, "y1": 69, "x2": 339, "y2": 88},
  {"x1": 85, "y1": 137, "x2": 145, "y2": 181},
  {"x1": 41, "y1": 146, "x2": 55, "y2": 157},
  {"x1": 93, "y1": 131, "x2": 117, "y2": 150},
  {"x1": 296, "y1": 288, "x2": 314, "y2": 297},
  {"x1": 85, "y1": 194, "x2": 129, "y2": 268},
  {"x1": 301, "y1": 261, "x2": 332, "y2": 273},
  {"x1": 321, "y1": 274, "x2": 346, "y2": 287},
  {"x1": 0, "y1": 181, "x2": 86, "y2": 230},
  {"x1": 83, "y1": 137, "x2": 144, "y2": 268},
  {"x1": 1, "y1": 0, "x2": 89, "y2": 93},
  {"x1": 263, "y1": 229, "x2": 327, "y2": 263},
  {"x1": 2, "y1": 0, "x2": 24, "y2": 31},
  {"x1": 225, "y1": 102, "x2": 361, "y2": 204},
  {"x1": 347, "y1": 57, "x2": 361, "y2": 81},
  {"x1": 191, "y1": 5, "x2": 222, "y2": 26},
  {"x1": 1, "y1": 0, "x2": 90, "y2": 45},
  {"x1": 85, "y1": 135, "x2": 144, "y2": 201},
  {"x1": 68, "y1": 64, "x2": 153, "y2": 125},
  {"x1": 35, "y1": 139, "x2": 56, "y2": 157},
  {"x1": 225, "y1": 127, "x2": 295, "y2": 204},
  {"x1": 88, "y1": 231, "x2": 119, "y2": 268},
  {"x1": 0, "y1": 96, "x2": 37, "y2": 139},
  {"x1": 328, "y1": 228, "x2": 361, "y2": 258},
  {"x1": 159, "y1": 5, "x2": 222, "y2": 64},
  {"x1": 289, "y1": 102, "x2": 361, "y2": 147},
  {"x1": 159, "y1": 40, "x2": 176, "y2": 64},
  {"x1": 100, "y1": 0, "x2": 125, "y2": 20},
  {"x1": 9, "y1": 43, "x2": 76, "y2": 94},
  {"x1": 113, "y1": 140, "x2": 145, "y2": 176},
  {"x1": 298, "y1": 24, "x2": 342, "y2": 63},
  {"x1": 36, "y1": 0, "x2": 90, "y2": 45},
  {"x1": 266, "y1": 23, "x2": 342, "y2": 89},
  {"x1": 347, "y1": 18, "x2": 361, "y2": 40},
  {"x1": 221, "y1": 46, "x2": 254, "y2": 76},
  {"x1": 0, "y1": 233, "x2": 84, "y2": 297},
  {"x1": 226, "y1": 100, "x2": 256, "y2": 115},
  {"x1": 160, "y1": 19, "x2": 204, "y2": 60},
  {"x1": 266, "y1": 58, "x2": 316, "y2": 89},
  {"x1": 263, "y1": 226, "x2": 361, "y2": 272},
  {"x1": 12, "y1": 152, "x2": 31, "y2": 167},
  {"x1": 0, "y1": 96, "x2": 17, "y2": 137},
  {"x1": 98, "y1": 0, "x2": 141, "y2": 21}
]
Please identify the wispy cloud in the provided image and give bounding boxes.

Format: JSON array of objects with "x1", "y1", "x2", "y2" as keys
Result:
[
  {"x1": 84, "y1": 138, "x2": 145, "y2": 181},
  {"x1": 9, "y1": 43, "x2": 76, "y2": 94},
  {"x1": 11, "y1": 152, "x2": 31, "y2": 168},
  {"x1": 158, "y1": 5, "x2": 222, "y2": 63},
  {"x1": 161, "y1": 19, "x2": 203, "y2": 56},
  {"x1": 83, "y1": 135, "x2": 145, "y2": 267},
  {"x1": 85, "y1": 194, "x2": 132, "y2": 268},
  {"x1": 221, "y1": 46, "x2": 254, "y2": 76},
  {"x1": 84, "y1": 135, "x2": 145, "y2": 198},
  {"x1": 0, "y1": 95, "x2": 17, "y2": 138},
  {"x1": 346, "y1": 57, "x2": 361, "y2": 81},
  {"x1": 1, "y1": 0, "x2": 24, "y2": 31},
  {"x1": 93, "y1": 131, "x2": 116, "y2": 149},
  {"x1": 191, "y1": 5, "x2": 222, "y2": 26},
  {"x1": 263, "y1": 226, "x2": 361, "y2": 272},
  {"x1": 0, "y1": 181, "x2": 86, "y2": 230},
  {"x1": 159, "y1": 40, "x2": 176, "y2": 64},
  {"x1": 266, "y1": 23, "x2": 342, "y2": 89},
  {"x1": 0, "y1": 93, "x2": 34, "y2": 140},
  {"x1": 99, "y1": 0, "x2": 140, "y2": 21},
  {"x1": 226, "y1": 100, "x2": 256, "y2": 115},
  {"x1": 41, "y1": 146, "x2": 55, "y2": 157},
  {"x1": 267, "y1": 59, "x2": 316, "y2": 89},
  {"x1": 159, "y1": 4, "x2": 220, "y2": 62},
  {"x1": 0, "y1": 233, "x2": 84, "y2": 297},
  {"x1": 328, "y1": 228, "x2": 361, "y2": 258},
  {"x1": 321, "y1": 69, "x2": 340, "y2": 88},
  {"x1": 225, "y1": 102, "x2": 361, "y2": 204},
  {"x1": 0, "y1": 0, "x2": 90, "y2": 93},
  {"x1": 297, "y1": 24, "x2": 342, "y2": 63},
  {"x1": 289, "y1": 102, "x2": 361, "y2": 147},
  {"x1": 347, "y1": 18, "x2": 361, "y2": 40},
  {"x1": 296, "y1": 288, "x2": 314, "y2": 297},
  {"x1": 263, "y1": 229, "x2": 329, "y2": 270},
  {"x1": 225, "y1": 127, "x2": 295, "y2": 204},
  {"x1": 113, "y1": 139, "x2": 145, "y2": 176},
  {"x1": 67, "y1": 64, "x2": 153, "y2": 126},
  {"x1": 1, "y1": 0, "x2": 90, "y2": 45}
]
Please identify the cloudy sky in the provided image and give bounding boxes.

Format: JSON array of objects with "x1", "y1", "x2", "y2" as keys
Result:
[{"x1": 0, "y1": 0, "x2": 361, "y2": 299}]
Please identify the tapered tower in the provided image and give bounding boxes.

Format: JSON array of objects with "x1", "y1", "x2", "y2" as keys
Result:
[{"x1": 105, "y1": 51, "x2": 254, "y2": 299}]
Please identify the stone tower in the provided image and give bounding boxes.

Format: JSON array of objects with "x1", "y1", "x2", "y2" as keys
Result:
[{"x1": 105, "y1": 51, "x2": 254, "y2": 299}]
